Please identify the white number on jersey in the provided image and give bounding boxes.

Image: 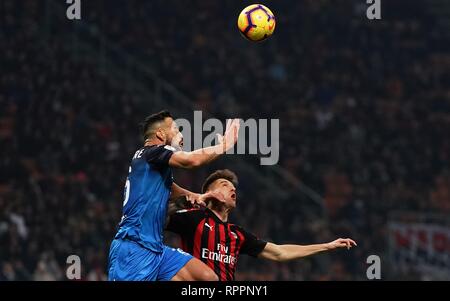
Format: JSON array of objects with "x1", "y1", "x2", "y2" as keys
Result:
[{"x1": 123, "y1": 178, "x2": 130, "y2": 206}]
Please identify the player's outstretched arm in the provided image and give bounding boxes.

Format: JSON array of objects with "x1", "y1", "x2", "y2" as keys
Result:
[
  {"x1": 258, "y1": 238, "x2": 357, "y2": 262},
  {"x1": 169, "y1": 119, "x2": 240, "y2": 169}
]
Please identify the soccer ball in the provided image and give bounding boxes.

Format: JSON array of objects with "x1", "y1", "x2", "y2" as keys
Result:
[{"x1": 237, "y1": 4, "x2": 276, "y2": 42}]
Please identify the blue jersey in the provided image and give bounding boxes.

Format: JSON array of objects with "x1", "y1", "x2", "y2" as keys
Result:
[{"x1": 114, "y1": 145, "x2": 174, "y2": 252}]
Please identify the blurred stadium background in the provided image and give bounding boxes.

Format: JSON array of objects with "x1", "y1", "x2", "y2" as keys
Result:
[{"x1": 0, "y1": 0, "x2": 449, "y2": 280}]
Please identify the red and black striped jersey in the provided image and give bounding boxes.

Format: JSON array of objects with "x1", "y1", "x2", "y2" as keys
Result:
[{"x1": 166, "y1": 208, "x2": 267, "y2": 281}]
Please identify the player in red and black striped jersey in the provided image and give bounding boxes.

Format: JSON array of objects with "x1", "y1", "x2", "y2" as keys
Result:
[
  {"x1": 166, "y1": 169, "x2": 357, "y2": 281},
  {"x1": 167, "y1": 206, "x2": 266, "y2": 281}
]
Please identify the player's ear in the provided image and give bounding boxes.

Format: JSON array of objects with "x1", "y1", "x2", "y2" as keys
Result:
[{"x1": 155, "y1": 128, "x2": 166, "y2": 142}]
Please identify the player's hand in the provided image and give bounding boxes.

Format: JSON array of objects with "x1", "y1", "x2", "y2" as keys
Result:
[
  {"x1": 201, "y1": 191, "x2": 226, "y2": 204},
  {"x1": 186, "y1": 191, "x2": 225, "y2": 208},
  {"x1": 217, "y1": 119, "x2": 240, "y2": 152},
  {"x1": 326, "y1": 238, "x2": 357, "y2": 250},
  {"x1": 186, "y1": 193, "x2": 205, "y2": 208}
]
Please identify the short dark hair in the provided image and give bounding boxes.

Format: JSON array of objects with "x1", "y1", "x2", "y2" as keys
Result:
[
  {"x1": 201, "y1": 169, "x2": 238, "y2": 193},
  {"x1": 141, "y1": 110, "x2": 173, "y2": 140}
]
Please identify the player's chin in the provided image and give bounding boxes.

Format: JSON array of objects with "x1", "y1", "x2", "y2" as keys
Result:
[{"x1": 171, "y1": 142, "x2": 183, "y2": 151}]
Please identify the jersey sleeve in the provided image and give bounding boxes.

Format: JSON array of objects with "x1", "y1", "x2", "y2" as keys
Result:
[
  {"x1": 166, "y1": 208, "x2": 203, "y2": 236},
  {"x1": 143, "y1": 145, "x2": 174, "y2": 166},
  {"x1": 239, "y1": 227, "x2": 268, "y2": 257}
]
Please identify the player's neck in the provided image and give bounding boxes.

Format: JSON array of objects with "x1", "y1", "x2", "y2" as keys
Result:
[
  {"x1": 209, "y1": 206, "x2": 230, "y2": 223},
  {"x1": 144, "y1": 137, "x2": 164, "y2": 147}
]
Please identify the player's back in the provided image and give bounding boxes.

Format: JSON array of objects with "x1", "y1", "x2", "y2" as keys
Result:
[{"x1": 114, "y1": 145, "x2": 174, "y2": 252}]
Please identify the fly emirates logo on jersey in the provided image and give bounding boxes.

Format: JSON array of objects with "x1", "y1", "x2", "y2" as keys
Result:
[{"x1": 201, "y1": 243, "x2": 237, "y2": 265}]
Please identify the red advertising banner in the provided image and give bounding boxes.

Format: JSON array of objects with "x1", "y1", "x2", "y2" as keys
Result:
[{"x1": 389, "y1": 222, "x2": 450, "y2": 279}]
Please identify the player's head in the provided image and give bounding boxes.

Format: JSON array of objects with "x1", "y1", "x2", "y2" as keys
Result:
[
  {"x1": 202, "y1": 169, "x2": 238, "y2": 209},
  {"x1": 141, "y1": 110, "x2": 183, "y2": 149}
]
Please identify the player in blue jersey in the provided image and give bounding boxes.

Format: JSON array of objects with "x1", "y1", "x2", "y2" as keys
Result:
[{"x1": 108, "y1": 111, "x2": 240, "y2": 281}]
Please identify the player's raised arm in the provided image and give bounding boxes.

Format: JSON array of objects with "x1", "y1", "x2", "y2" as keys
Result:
[
  {"x1": 169, "y1": 118, "x2": 240, "y2": 169},
  {"x1": 258, "y1": 238, "x2": 357, "y2": 262}
]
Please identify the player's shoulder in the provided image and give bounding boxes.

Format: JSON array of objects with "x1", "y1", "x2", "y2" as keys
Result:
[
  {"x1": 228, "y1": 223, "x2": 247, "y2": 234},
  {"x1": 172, "y1": 207, "x2": 207, "y2": 225},
  {"x1": 139, "y1": 144, "x2": 176, "y2": 166},
  {"x1": 174, "y1": 207, "x2": 206, "y2": 216},
  {"x1": 143, "y1": 144, "x2": 176, "y2": 152}
]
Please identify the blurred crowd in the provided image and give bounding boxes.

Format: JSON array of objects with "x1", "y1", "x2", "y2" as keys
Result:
[{"x1": 1, "y1": 0, "x2": 449, "y2": 280}]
